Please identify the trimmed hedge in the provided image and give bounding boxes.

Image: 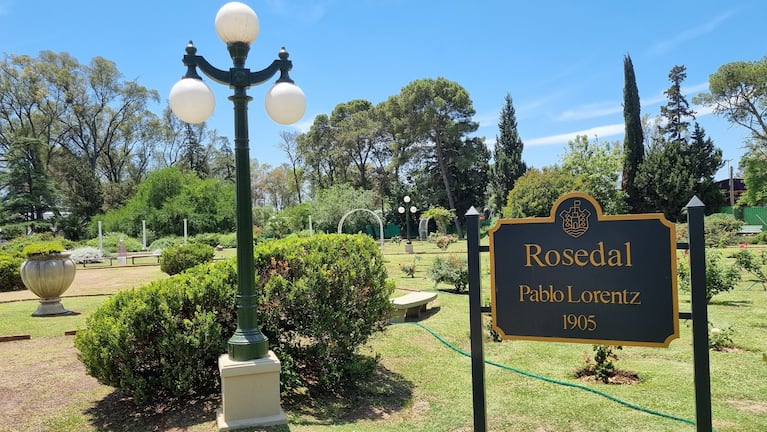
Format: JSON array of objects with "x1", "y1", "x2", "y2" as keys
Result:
[
  {"x1": 74, "y1": 261, "x2": 237, "y2": 404},
  {"x1": 0, "y1": 252, "x2": 24, "y2": 292},
  {"x1": 159, "y1": 243, "x2": 215, "y2": 275},
  {"x1": 75, "y1": 234, "x2": 393, "y2": 405},
  {"x1": 254, "y1": 234, "x2": 394, "y2": 390}
]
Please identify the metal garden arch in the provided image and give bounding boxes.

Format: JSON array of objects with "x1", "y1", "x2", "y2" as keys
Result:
[{"x1": 337, "y1": 208, "x2": 385, "y2": 248}]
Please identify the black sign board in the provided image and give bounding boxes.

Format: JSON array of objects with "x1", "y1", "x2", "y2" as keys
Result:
[{"x1": 490, "y1": 192, "x2": 679, "y2": 347}]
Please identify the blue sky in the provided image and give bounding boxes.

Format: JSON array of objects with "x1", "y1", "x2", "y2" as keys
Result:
[{"x1": 1, "y1": 1, "x2": 765, "y2": 181}]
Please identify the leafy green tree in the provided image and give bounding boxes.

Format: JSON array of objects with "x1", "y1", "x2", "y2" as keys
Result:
[
  {"x1": 622, "y1": 54, "x2": 645, "y2": 212},
  {"x1": 297, "y1": 114, "x2": 348, "y2": 191},
  {"x1": 311, "y1": 183, "x2": 377, "y2": 234},
  {"x1": 637, "y1": 65, "x2": 724, "y2": 221},
  {"x1": 414, "y1": 135, "x2": 490, "y2": 228},
  {"x1": 0, "y1": 52, "x2": 71, "y2": 158},
  {"x1": 561, "y1": 135, "x2": 626, "y2": 214},
  {"x1": 694, "y1": 56, "x2": 767, "y2": 203},
  {"x1": 0, "y1": 51, "x2": 161, "y2": 214},
  {"x1": 490, "y1": 93, "x2": 527, "y2": 212},
  {"x1": 636, "y1": 139, "x2": 693, "y2": 221},
  {"x1": 278, "y1": 131, "x2": 304, "y2": 204},
  {"x1": 694, "y1": 56, "x2": 767, "y2": 152},
  {"x1": 740, "y1": 155, "x2": 767, "y2": 205},
  {"x1": 0, "y1": 137, "x2": 59, "y2": 223},
  {"x1": 502, "y1": 167, "x2": 577, "y2": 218},
  {"x1": 179, "y1": 123, "x2": 210, "y2": 178},
  {"x1": 209, "y1": 137, "x2": 235, "y2": 182},
  {"x1": 261, "y1": 164, "x2": 294, "y2": 210},
  {"x1": 51, "y1": 151, "x2": 103, "y2": 239},
  {"x1": 94, "y1": 167, "x2": 235, "y2": 238},
  {"x1": 330, "y1": 99, "x2": 381, "y2": 190},
  {"x1": 388, "y1": 78, "x2": 479, "y2": 237}
]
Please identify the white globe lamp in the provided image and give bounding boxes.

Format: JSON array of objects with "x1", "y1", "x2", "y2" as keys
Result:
[
  {"x1": 215, "y1": 2, "x2": 259, "y2": 44},
  {"x1": 168, "y1": 78, "x2": 215, "y2": 124},
  {"x1": 265, "y1": 82, "x2": 306, "y2": 125}
]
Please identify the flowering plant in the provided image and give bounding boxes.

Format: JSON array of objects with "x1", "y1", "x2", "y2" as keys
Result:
[{"x1": 708, "y1": 322, "x2": 735, "y2": 351}]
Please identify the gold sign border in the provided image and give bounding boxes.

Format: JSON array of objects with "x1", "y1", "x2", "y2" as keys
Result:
[{"x1": 489, "y1": 192, "x2": 680, "y2": 348}]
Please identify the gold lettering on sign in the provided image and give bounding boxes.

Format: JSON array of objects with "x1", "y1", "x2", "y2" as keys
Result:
[{"x1": 523, "y1": 242, "x2": 632, "y2": 268}]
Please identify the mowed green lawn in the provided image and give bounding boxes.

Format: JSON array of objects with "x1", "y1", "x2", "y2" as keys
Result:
[{"x1": 1, "y1": 241, "x2": 766, "y2": 431}]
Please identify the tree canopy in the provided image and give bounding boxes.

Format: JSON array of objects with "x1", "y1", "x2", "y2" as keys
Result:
[{"x1": 636, "y1": 65, "x2": 724, "y2": 221}]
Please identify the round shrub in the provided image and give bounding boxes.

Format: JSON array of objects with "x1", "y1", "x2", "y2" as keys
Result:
[
  {"x1": 159, "y1": 243, "x2": 215, "y2": 275},
  {"x1": 192, "y1": 233, "x2": 221, "y2": 247},
  {"x1": 148, "y1": 236, "x2": 183, "y2": 251},
  {"x1": 428, "y1": 254, "x2": 469, "y2": 293},
  {"x1": 218, "y1": 232, "x2": 237, "y2": 248},
  {"x1": 254, "y1": 234, "x2": 394, "y2": 391},
  {"x1": 702, "y1": 213, "x2": 742, "y2": 247},
  {"x1": 74, "y1": 261, "x2": 238, "y2": 405},
  {"x1": 0, "y1": 252, "x2": 24, "y2": 292},
  {"x1": 75, "y1": 234, "x2": 393, "y2": 404}
]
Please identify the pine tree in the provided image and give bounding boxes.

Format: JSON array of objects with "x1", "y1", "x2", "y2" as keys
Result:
[
  {"x1": 0, "y1": 137, "x2": 59, "y2": 222},
  {"x1": 490, "y1": 93, "x2": 527, "y2": 212},
  {"x1": 181, "y1": 124, "x2": 210, "y2": 178},
  {"x1": 636, "y1": 65, "x2": 723, "y2": 221},
  {"x1": 659, "y1": 65, "x2": 695, "y2": 143},
  {"x1": 622, "y1": 54, "x2": 645, "y2": 212}
]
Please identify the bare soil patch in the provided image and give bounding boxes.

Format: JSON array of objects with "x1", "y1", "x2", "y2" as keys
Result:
[
  {"x1": 728, "y1": 398, "x2": 767, "y2": 414},
  {"x1": 0, "y1": 336, "x2": 106, "y2": 431},
  {"x1": 574, "y1": 369, "x2": 641, "y2": 385}
]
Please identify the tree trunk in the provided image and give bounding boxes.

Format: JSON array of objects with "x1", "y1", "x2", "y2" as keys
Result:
[{"x1": 433, "y1": 133, "x2": 462, "y2": 238}]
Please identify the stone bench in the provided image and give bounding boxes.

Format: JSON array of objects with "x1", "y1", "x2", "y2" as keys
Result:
[
  {"x1": 738, "y1": 225, "x2": 763, "y2": 236},
  {"x1": 390, "y1": 291, "x2": 437, "y2": 323}
]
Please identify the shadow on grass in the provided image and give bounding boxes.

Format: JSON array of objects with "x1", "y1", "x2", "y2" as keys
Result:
[
  {"x1": 436, "y1": 287, "x2": 469, "y2": 296},
  {"x1": 85, "y1": 363, "x2": 412, "y2": 430},
  {"x1": 709, "y1": 298, "x2": 754, "y2": 307},
  {"x1": 284, "y1": 364, "x2": 413, "y2": 426},
  {"x1": 85, "y1": 391, "x2": 223, "y2": 432}
]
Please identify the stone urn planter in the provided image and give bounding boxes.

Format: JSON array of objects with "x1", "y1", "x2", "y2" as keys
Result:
[{"x1": 20, "y1": 241, "x2": 76, "y2": 316}]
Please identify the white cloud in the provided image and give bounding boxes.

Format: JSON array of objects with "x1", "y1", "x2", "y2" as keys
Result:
[
  {"x1": 649, "y1": 10, "x2": 737, "y2": 55},
  {"x1": 293, "y1": 117, "x2": 314, "y2": 134},
  {"x1": 475, "y1": 111, "x2": 499, "y2": 131},
  {"x1": 526, "y1": 124, "x2": 625, "y2": 147},
  {"x1": 556, "y1": 102, "x2": 622, "y2": 121}
]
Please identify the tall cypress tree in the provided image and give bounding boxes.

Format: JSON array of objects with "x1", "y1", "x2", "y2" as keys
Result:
[
  {"x1": 490, "y1": 93, "x2": 527, "y2": 212},
  {"x1": 622, "y1": 54, "x2": 645, "y2": 213}
]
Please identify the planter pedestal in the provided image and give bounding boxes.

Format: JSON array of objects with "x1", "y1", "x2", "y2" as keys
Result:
[
  {"x1": 216, "y1": 352, "x2": 286, "y2": 431},
  {"x1": 32, "y1": 297, "x2": 74, "y2": 317}
]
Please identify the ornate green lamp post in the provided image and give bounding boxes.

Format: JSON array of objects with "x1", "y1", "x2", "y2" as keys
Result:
[
  {"x1": 168, "y1": 2, "x2": 306, "y2": 362},
  {"x1": 398, "y1": 195, "x2": 417, "y2": 253}
]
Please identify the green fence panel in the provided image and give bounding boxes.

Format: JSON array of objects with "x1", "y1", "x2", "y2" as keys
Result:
[{"x1": 743, "y1": 207, "x2": 767, "y2": 227}]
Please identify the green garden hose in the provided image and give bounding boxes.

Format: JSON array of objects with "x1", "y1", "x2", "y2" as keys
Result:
[{"x1": 393, "y1": 321, "x2": 703, "y2": 429}]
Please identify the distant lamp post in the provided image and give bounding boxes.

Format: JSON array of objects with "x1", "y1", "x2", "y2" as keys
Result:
[
  {"x1": 398, "y1": 195, "x2": 417, "y2": 253},
  {"x1": 168, "y1": 2, "x2": 305, "y2": 429}
]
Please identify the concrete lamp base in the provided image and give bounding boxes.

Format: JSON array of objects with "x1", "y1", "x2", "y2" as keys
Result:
[{"x1": 216, "y1": 351, "x2": 287, "y2": 431}]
